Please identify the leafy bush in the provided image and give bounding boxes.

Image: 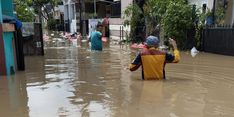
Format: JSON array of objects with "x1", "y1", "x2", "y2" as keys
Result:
[
  {"x1": 47, "y1": 18, "x2": 57, "y2": 30},
  {"x1": 162, "y1": 1, "x2": 193, "y2": 49},
  {"x1": 124, "y1": 3, "x2": 145, "y2": 43},
  {"x1": 15, "y1": 0, "x2": 34, "y2": 22},
  {"x1": 124, "y1": 0, "x2": 194, "y2": 49}
]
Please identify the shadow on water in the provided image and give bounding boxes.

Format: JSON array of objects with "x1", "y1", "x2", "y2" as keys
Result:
[{"x1": 1, "y1": 31, "x2": 234, "y2": 117}]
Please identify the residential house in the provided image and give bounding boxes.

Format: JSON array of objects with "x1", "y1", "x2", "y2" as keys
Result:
[
  {"x1": 62, "y1": 0, "x2": 132, "y2": 39},
  {"x1": 108, "y1": 0, "x2": 132, "y2": 40},
  {"x1": 53, "y1": 3, "x2": 65, "y2": 31},
  {"x1": 63, "y1": 0, "x2": 79, "y2": 33},
  {"x1": 189, "y1": 0, "x2": 234, "y2": 25}
]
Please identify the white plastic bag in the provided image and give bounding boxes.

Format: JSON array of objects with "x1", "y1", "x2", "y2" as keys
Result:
[{"x1": 190, "y1": 46, "x2": 199, "y2": 57}]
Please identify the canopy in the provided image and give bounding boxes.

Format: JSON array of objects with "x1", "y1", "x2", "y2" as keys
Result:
[{"x1": 3, "y1": 15, "x2": 22, "y2": 29}]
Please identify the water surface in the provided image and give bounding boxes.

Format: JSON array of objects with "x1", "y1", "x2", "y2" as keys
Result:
[{"x1": 1, "y1": 34, "x2": 234, "y2": 117}]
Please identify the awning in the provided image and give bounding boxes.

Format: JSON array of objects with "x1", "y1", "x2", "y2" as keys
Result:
[{"x1": 3, "y1": 15, "x2": 22, "y2": 29}]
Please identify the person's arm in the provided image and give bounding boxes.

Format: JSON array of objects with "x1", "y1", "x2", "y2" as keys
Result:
[
  {"x1": 97, "y1": 31, "x2": 102, "y2": 39},
  {"x1": 88, "y1": 32, "x2": 92, "y2": 42},
  {"x1": 128, "y1": 53, "x2": 142, "y2": 71},
  {"x1": 165, "y1": 38, "x2": 180, "y2": 63}
]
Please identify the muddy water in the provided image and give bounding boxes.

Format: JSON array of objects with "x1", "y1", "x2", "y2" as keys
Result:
[{"x1": 1, "y1": 35, "x2": 234, "y2": 117}]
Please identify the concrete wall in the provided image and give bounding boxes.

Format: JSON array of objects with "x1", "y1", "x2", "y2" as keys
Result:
[
  {"x1": 207, "y1": 0, "x2": 214, "y2": 9},
  {"x1": 121, "y1": 0, "x2": 133, "y2": 18},
  {"x1": 224, "y1": 0, "x2": 234, "y2": 25}
]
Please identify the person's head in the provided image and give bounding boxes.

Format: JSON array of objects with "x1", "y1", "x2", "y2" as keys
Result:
[
  {"x1": 96, "y1": 24, "x2": 103, "y2": 32},
  {"x1": 145, "y1": 36, "x2": 160, "y2": 48}
]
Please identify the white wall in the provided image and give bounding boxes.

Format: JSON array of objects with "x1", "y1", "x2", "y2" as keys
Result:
[
  {"x1": 121, "y1": 0, "x2": 133, "y2": 18},
  {"x1": 71, "y1": 20, "x2": 77, "y2": 33},
  {"x1": 188, "y1": 0, "x2": 213, "y2": 9},
  {"x1": 207, "y1": 0, "x2": 214, "y2": 9}
]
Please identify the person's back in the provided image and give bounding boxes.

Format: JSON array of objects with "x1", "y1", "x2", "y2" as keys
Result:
[
  {"x1": 129, "y1": 36, "x2": 180, "y2": 80},
  {"x1": 90, "y1": 24, "x2": 103, "y2": 51},
  {"x1": 140, "y1": 48, "x2": 166, "y2": 80}
]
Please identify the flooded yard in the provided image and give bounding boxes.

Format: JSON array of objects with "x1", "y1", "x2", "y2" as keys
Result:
[{"x1": 1, "y1": 34, "x2": 234, "y2": 117}]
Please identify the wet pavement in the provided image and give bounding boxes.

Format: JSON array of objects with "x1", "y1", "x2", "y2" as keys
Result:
[{"x1": 1, "y1": 32, "x2": 234, "y2": 117}]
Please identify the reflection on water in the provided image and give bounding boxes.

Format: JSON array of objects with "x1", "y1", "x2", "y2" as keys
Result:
[
  {"x1": 0, "y1": 74, "x2": 29, "y2": 117},
  {"x1": 1, "y1": 32, "x2": 234, "y2": 117}
]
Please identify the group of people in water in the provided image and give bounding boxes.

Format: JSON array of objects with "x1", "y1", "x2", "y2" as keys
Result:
[{"x1": 90, "y1": 24, "x2": 180, "y2": 80}]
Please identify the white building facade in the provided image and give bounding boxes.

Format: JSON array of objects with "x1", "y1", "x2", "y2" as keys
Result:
[
  {"x1": 108, "y1": 0, "x2": 132, "y2": 40},
  {"x1": 63, "y1": 0, "x2": 80, "y2": 33}
]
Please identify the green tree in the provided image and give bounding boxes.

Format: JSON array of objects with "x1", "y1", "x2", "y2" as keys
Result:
[
  {"x1": 124, "y1": 3, "x2": 145, "y2": 42},
  {"x1": 14, "y1": 0, "x2": 34, "y2": 22},
  {"x1": 143, "y1": 0, "x2": 170, "y2": 35},
  {"x1": 124, "y1": 0, "x2": 194, "y2": 49},
  {"x1": 215, "y1": 6, "x2": 225, "y2": 25},
  {"x1": 193, "y1": 5, "x2": 225, "y2": 50},
  {"x1": 162, "y1": 1, "x2": 193, "y2": 49},
  {"x1": 14, "y1": 0, "x2": 60, "y2": 22}
]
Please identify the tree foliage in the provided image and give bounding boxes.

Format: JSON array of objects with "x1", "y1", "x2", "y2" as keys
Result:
[
  {"x1": 14, "y1": 0, "x2": 34, "y2": 22},
  {"x1": 124, "y1": 0, "x2": 195, "y2": 49},
  {"x1": 124, "y1": 3, "x2": 145, "y2": 42},
  {"x1": 215, "y1": 5, "x2": 225, "y2": 25},
  {"x1": 143, "y1": 0, "x2": 170, "y2": 35},
  {"x1": 162, "y1": 1, "x2": 193, "y2": 49},
  {"x1": 14, "y1": 0, "x2": 60, "y2": 22}
]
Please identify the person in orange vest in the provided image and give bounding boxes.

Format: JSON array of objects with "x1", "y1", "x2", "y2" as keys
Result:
[{"x1": 128, "y1": 36, "x2": 180, "y2": 80}]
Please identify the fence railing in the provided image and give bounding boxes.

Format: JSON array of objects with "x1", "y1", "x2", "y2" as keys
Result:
[{"x1": 202, "y1": 27, "x2": 234, "y2": 56}]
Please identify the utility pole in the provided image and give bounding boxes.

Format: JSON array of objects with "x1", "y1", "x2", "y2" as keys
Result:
[
  {"x1": 80, "y1": 0, "x2": 86, "y2": 36},
  {"x1": 39, "y1": 7, "x2": 42, "y2": 23},
  {"x1": 212, "y1": 0, "x2": 216, "y2": 25},
  {"x1": 94, "y1": 0, "x2": 96, "y2": 17}
]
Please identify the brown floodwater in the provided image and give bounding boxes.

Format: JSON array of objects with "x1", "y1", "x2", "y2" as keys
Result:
[{"x1": 1, "y1": 33, "x2": 234, "y2": 117}]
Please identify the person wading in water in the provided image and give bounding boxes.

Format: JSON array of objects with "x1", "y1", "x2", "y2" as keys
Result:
[{"x1": 128, "y1": 36, "x2": 180, "y2": 80}]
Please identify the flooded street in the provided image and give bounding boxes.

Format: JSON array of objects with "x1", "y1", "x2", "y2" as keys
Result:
[{"x1": 1, "y1": 33, "x2": 234, "y2": 117}]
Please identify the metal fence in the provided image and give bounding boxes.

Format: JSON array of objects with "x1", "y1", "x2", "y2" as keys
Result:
[{"x1": 202, "y1": 27, "x2": 234, "y2": 56}]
